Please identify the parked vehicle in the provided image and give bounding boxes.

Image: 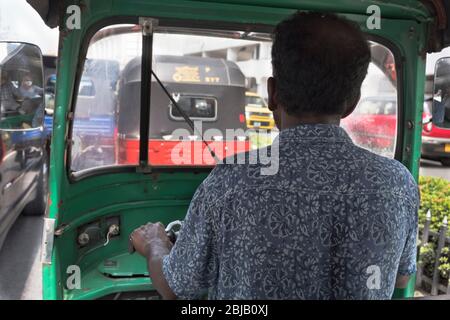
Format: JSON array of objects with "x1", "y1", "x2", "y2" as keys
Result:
[
  {"x1": 244, "y1": 91, "x2": 274, "y2": 130},
  {"x1": 341, "y1": 96, "x2": 397, "y2": 155},
  {"x1": 0, "y1": 42, "x2": 47, "y2": 249},
  {"x1": 26, "y1": 0, "x2": 450, "y2": 300},
  {"x1": 422, "y1": 97, "x2": 450, "y2": 166}
]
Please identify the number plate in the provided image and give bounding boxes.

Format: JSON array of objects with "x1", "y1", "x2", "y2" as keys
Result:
[{"x1": 253, "y1": 122, "x2": 261, "y2": 127}]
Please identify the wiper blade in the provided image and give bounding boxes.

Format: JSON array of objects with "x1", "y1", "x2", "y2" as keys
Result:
[{"x1": 151, "y1": 69, "x2": 219, "y2": 163}]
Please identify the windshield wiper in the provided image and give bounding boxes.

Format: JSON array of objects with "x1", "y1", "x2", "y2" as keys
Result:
[{"x1": 150, "y1": 69, "x2": 219, "y2": 163}]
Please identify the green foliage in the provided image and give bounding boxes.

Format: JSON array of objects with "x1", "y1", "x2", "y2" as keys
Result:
[
  {"x1": 418, "y1": 176, "x2": 450, "y2": 235},
  {"x1": 419, "y1": 243, "x2": 436, "y2": 277},
  {"x1": 418, "y1": 177, "x2": 450, "y2": 282},
  {"x1": 439, "y1": 247, "x2": 450, "y2": 279},
  {"x1": 419, "y1": 243, "x2": 450, "y2": 281}
]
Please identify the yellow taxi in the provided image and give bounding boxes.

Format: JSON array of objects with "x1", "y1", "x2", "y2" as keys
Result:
[{"x1": 245, "y1": 92, "x2": 275, "y2": 130}]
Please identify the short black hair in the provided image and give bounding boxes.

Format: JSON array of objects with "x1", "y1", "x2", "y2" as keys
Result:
[{"x1": 271, "y1": 12, "x2": 371, "y2": 116}]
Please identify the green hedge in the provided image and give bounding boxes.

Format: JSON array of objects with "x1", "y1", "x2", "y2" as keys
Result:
[
  {"x1": 418, "y1": 176, "x2": 450, "y2": 235},
  {"x1": 418, "y1": 176, "x2": 450, "y2": 283}
]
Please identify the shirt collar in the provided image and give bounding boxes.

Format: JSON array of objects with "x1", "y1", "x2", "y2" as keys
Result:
[{"x1": 278, "y1": 123, "x2": 353, "y2": 144}]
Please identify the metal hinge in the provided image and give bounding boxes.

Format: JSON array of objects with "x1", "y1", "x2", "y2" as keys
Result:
[
  {"x1": 41, "y1": 218, "x2": 56, "y2": 265},
  {"x1": 66, "y1": 138, "x2": 74, "y2": 147},
  {"x1": 139, "y1": 17, "x2": 158, "y2": 36},
  {"x1": 136, "y1": 164, "x2": 153, "y2": 174}
]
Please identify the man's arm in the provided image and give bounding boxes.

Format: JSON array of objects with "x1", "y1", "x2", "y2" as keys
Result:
[
  {"x1": 147, "y1": 250, "x2": 177, "y2": 300},
  {"x1": 395, "y1": 275, "x2": 410, "y2": 288},
  {"x1": 395, "y1": 178, "x2": 420, "y2": 290}
]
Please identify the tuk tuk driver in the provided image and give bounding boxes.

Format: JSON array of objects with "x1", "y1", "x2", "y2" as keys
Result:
[
  {"x1": 0, "y1": 71, "x2": 23, "y2": 114},
  {"x1": 19, "y1": 73, "x2": 43, "y2": 99},
  {"x1": 131, "y1": 12, "x2": 419, "y2": 299}
]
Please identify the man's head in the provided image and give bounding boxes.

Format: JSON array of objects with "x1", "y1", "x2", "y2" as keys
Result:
[
  {"x1": 21, "y1": 73, "x2": 33, "y2": 89},
  {"x1": 268, "y1": 12, "x2": 371, "y2": 128}
]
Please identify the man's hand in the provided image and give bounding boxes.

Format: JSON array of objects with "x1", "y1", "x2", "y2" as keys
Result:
[
  {"x1": 130, "y1": 222, "x2": 177, "y2": 300},
  {"x1": 130, "y1": 222, "x2": 173, "y2": 257}
]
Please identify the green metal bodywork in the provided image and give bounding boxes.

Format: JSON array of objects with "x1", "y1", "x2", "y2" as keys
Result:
[{"x1": 43, "y1": 0, "x2": 436, "y2": 299}]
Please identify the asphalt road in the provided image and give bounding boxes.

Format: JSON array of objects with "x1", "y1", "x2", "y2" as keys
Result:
[
  {"x1": 0, "y1": 216, "x2": 43, "y2": 300},
  {"x1": 0, "y1": 161, "x2": 448, "y2": 300},
  {"x1": 420, "y1": 159, "x2": 450, "y2": 180}
]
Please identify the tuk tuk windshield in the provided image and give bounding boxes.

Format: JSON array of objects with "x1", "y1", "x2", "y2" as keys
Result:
[{"x1": 70, "y1": 24, "x2": 398, "y2": 173}]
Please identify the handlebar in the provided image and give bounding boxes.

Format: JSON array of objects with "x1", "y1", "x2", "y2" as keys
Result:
[
  {"x1": 165, "y1": 220, "x2": 182, "y2": 244},
  {"x1": 128, "y1": 220, "x2": 183, "y2": 254}
]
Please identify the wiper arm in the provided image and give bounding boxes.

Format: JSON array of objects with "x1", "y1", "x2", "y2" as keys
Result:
[{"x1": 151, "y1": 69, "x2": 219, "y2": 163}]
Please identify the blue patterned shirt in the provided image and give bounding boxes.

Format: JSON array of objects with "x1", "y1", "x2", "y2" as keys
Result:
[{"x1": 162, "y1": 124, "x2": 419, "y2": 299}]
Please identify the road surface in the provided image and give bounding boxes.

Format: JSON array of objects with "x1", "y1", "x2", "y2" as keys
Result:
[
  {"x1": 0, "y1": 216, "x2": 43, "y2": 300},
  {"x1": 420, "y1": 159, "x2": 450, "y2": 180}
]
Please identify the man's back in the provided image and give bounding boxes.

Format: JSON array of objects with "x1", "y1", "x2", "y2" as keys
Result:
[
  {"x1": 136, "y1": 13, "x2": 420, "y2": 301},
  {"x1": 162, "y1": 124, "x2": 419, "y2": 299}
]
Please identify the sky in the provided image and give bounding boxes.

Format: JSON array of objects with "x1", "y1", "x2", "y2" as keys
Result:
[{"x1": 0, "y1": 0, "x2": 58, "y2": 55}]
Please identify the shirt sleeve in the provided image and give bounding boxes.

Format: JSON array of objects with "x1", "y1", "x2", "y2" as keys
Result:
[
  {"x1": 397, "y1": 179, "x2": 420, "y2": 276},
  {"x1": 162, "y1": 171, "x2": 221, "y2": 299}
]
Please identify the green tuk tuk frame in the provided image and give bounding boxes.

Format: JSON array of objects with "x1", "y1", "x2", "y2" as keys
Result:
[{"x1": 29, "y1": 0, "x2": 450, "y2": 300}]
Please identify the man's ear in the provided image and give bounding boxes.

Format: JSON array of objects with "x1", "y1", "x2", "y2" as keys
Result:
[
  {"x1": 342, "y1": 92, "x2": 360, "y2": 119},
  {"x1": 267, "y1": 77, "x2": 278, "y2": 112}
]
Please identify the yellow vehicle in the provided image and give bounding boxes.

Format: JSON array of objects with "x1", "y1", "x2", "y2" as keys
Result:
[{"x1": 245, "y1": 92, "x2": 275, "y2": 130}]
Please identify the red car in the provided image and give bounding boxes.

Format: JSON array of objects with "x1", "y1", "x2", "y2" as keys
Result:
[
  {"x1": 341, "y1": 96, "x2": 397, "y2": 156},
  {"x1": 342, "y1": 96, "x2": 450, "y2": 166},
  {"x1": 422, "y1": 98, "x2": 450, "y2": 166}
]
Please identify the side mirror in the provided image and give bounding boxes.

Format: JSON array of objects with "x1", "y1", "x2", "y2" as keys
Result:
[
  {"x1": 432, "y1": 57, "x2": 450, "y2": 129},
  {"x1": 0, "y1": 42, "x2": 44, "y2": 130}
]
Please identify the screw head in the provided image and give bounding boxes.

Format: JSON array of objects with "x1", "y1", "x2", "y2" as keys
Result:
[{"x1": 78, "y1": 233, "x2": 90, "y2": 246}]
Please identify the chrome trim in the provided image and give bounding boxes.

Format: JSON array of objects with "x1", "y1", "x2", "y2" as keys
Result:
[
  {"x1": 0, "y1": 126, "x2": 44, "y2": 132},
  {"x1": 41, "y1": 218, "x2": 56, "y2": 265},
  {"x1": 422, "y1": 136, "x2": 450, "y2": 144}
]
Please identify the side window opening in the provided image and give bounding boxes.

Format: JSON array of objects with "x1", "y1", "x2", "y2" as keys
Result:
[{"x1": 341, "y1": 43, "x2": 398, "y2": 159}]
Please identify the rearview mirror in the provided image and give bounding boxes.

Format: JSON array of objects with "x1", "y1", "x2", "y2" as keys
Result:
[
  {"x1": 0, "y1": 42, "x2": 44, "y2": 130},
  {"x1": 432, "y1": 57, "x2": 450, "y2": 129}
]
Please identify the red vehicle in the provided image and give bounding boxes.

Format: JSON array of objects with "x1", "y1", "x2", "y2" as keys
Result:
[
  {"x1": 341, "y1": 96, "x2": 397, "y2": 154},
  {"x1": 422, "y1": 97, "x2": 450, "y2": 166}
]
